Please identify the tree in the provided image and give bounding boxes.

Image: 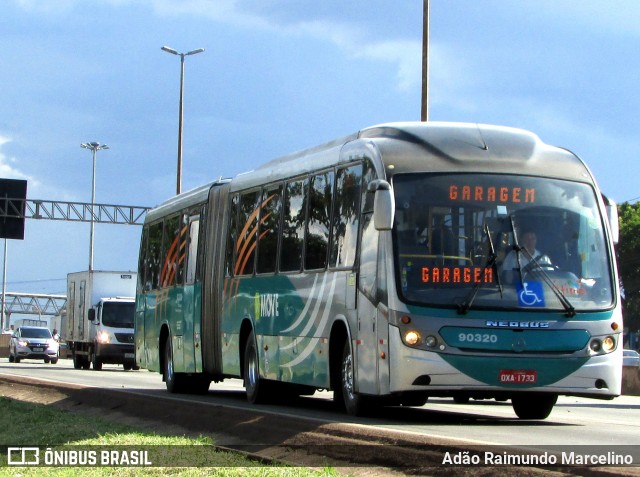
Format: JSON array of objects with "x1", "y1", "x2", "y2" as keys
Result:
[{"x1": 618, "y1": 202, "x2": 640, "y2": 335}]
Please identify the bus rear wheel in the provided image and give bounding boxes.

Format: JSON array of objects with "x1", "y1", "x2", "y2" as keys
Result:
[
  {"x1": 164, "y1": 338, "x2": 185, "y2": 393},
  {"x1": 512, "y1": 393, "x2": 557, "y2": 420},
  {"x1": 244, "y1": 331, "x2": 270, "y2": 404}
]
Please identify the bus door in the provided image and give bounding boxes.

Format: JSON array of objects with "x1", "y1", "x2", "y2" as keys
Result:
[
  {"x1": 183, "y1": 213, "x2": 201, "y2": 372},
  {"x1": 356, "y1": 214, "x2": 390, "y2": 395}
]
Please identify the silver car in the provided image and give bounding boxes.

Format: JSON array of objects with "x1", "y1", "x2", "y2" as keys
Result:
[
  {"x1": 9, "y1": 326, "x2": 59, "y2": 364},
  {"x1": 623, "y1": 349, "x2": 640, "y2": 368}
]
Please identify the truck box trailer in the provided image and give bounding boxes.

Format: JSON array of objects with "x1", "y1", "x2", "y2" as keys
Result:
[{"x1": 65, "y1": 270, "x2": 137, "y2": 371}]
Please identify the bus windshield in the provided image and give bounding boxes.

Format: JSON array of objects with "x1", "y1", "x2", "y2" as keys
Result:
[{"x1": 392, "y1": 173, "x2": 614, "y2": 312}]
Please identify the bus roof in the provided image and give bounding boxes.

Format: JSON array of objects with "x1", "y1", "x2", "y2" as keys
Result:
[
  {"x1": 229, "y1": 122, "x2": 593, "y2": 191},
  {"x1": 145, "y1": 122, "x2": 596, "y2": 223},
  {"x1": 358, "y1": 122, "x2": 592, "y2": 181},
  {"x1": 144, "y1": 179, "x2": 230, "y2": 224}
]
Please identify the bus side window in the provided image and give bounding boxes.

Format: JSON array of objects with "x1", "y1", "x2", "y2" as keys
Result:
[
  {"x1": 137, "y1": 226, "x2": 149, "y2": 292},
  {"x1": 361, "y1": 160, "x2": 377, "y2": 214},
  {"x1": 225, "y1": 194, "x2": 239, "y2": 277},
  {"x1": 359, "y1": 212, "x2": 378, "y2": 302},
  {"x1": 161, "y1": 214, "x2": 181, "y2": 287},
  {"x1": 185, "y1": 215, "x2": 200, "y2": 285},
  {"x1": 256, "y1": 185, "x2": 282, "y2": 274},
  {"x1": 330, "y1": 164, "x2": 362, "y2": 269},
  {"x1": 280, "y1": 178, "x2": 306, "y2": 272},
  {"x1": 236, "y1": 191, "x2": 260, "y2": 276},
  {"x1": 305, "y1": 170, "x2": 333, "y2": 270},
  {"x1": 147, "y1": 221, "x2": 163, "y2": 291}
]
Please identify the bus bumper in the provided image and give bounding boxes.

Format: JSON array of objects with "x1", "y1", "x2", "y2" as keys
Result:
[{"x1": 388, "y1": 328, "x2": 621, "y2": 397}]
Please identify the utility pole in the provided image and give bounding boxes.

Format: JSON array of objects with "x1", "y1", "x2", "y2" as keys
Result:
[{"x1": 421, "y1": 0, "x2": 430, "y2": 122}]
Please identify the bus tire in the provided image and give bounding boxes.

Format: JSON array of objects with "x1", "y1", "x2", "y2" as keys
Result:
[
  {"x1": 512, "y1": 393, "x2": 557, "y2": 420},
  {"x1": 164, "y1": 338, "x2": 185, "y2": 393},
  {"x1": 244, "y1": 331, "x2": 269, "y2": 404},
  {"x1": 338, "y1": 339, "x2": 369, "y2": 416}
]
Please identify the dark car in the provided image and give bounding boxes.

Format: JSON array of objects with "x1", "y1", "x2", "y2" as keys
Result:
[{"x1": 9, "y1": 326, "x2": 59, "y2": 364}]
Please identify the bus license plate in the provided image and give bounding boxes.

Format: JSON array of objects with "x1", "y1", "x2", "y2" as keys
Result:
[
  {"x1": 499, "y1": 370, "x2": 537, "y2": 384},
  {"x1": 125, "y1": 353, "x2": 135, "y2": 359}
]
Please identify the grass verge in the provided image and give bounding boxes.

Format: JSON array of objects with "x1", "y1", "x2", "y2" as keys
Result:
[{"x1": 0, "y1": 396, "x2": 339, "y2": 476}]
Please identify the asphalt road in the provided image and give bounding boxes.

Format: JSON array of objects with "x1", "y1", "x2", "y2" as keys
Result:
[{"x1": 2, "y1": 357, "x2": 640, "y2": 451}]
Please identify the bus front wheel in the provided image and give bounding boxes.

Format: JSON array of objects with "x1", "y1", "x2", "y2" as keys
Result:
[
  {"x1": 512, "y1": 393, "x2": 557, "y2": 420},
  {"x1": 338, "y1": 340, "x2": 370, "y2": 416}
]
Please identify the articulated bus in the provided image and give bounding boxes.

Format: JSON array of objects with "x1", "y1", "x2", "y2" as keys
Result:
[{"x1": 135, "y1": 122, "x2": 621, "y2": 419}]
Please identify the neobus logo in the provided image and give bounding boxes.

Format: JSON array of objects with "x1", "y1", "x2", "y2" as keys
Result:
[
  {"x1": 255, "y1": 293, "x2": 279, "y2": 319},
  {"x1": 486, "y1": 321, "x2": 550, "y2": 328}
]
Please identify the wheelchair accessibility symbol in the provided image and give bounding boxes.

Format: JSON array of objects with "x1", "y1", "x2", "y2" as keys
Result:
[{"x1": 516, "y1": 281, "x2": 545, "y2": 307}]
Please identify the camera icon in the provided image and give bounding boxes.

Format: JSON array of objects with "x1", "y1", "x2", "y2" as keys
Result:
[{"x1": 8, "y1": 447, "x2": 40, "y2": 466}]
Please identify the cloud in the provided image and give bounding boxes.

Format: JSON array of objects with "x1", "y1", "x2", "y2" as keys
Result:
[
  {"x1": 151, "y1": 0, "x2": 421, "y2": 92},
  {"x1": 10, "y1": 0, "x2": 77, "y2": 13},
  {"x1": 356, "y1": 40, "x2": 422, "y2": 92},
  {"x1": 12, "y1": 0, "x2": 422, "y2": 93},
  {"x1": 0, "y1": 135, "x2": 41, "y2": 189}
]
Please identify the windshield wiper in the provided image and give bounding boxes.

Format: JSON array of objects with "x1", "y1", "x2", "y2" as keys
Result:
[
  {"x1": 458, "y1": 223, "x2": 503, "y2": 314},
  {"x1": 508, "y1": 216, "x2": 576, "y2": 317}
]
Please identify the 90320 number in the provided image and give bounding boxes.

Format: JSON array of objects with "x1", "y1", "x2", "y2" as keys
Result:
[{"x1": 458, "y1": 333, "x2": 498, "y2": 344}]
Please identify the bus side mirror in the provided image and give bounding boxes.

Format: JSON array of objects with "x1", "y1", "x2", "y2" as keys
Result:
[
  {"x1": 369, "y1": 180, "x2": 395, "y2": 231},
  {"x1": 603, "y1": 196, "x2": 619, "y2": 245}
]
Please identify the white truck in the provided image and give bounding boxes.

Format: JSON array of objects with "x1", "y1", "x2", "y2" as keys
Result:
[{"x1": 65, "y1": 270, "x2": 137, "y2": 371}]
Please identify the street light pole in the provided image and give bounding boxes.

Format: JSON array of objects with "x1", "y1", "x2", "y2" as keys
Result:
[
  {"x1": 421, "y1": 0, "x2": 430, "y2": 122},
  {"x1": 161, "y1": 46, "x2": 205, "y2": 195},
  {"x1": 80, "y1": 142, "x2": 109, "y2": 271}
]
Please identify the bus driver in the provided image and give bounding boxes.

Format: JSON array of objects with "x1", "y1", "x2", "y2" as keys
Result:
[{"x1": 501, "y1": 229, "x2": 552, "y2": 284}]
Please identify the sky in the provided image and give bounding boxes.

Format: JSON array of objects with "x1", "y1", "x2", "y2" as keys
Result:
[{"x1": 1, "y1": 0, "x2": 639, "y2": 303}]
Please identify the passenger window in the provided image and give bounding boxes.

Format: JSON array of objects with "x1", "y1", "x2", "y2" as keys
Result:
[
  {"x1": 257, "y1": 185, "x2": 282, "y2": 274},
  {"x1": 137, "y1": 227, "x2": 149, "y2": 292},
  {"x1": 147, "y1": 221, "x2": 163, "y2": 290},
  {"x1": 236, "y1": 191, "x2": 260, "y2": 276},
  {"x1": 225, "y1": 195, "x2": 239, "y2": 277},
  {"x1": 361, "y1": 160, "x2": 377, "y2": 214},
  {"x1": 280, "y1": 178, "x2": 307, "y2": 272},
  {"x1": 161, "y1": 215, "x2": 181, "y2": 287},
  {"x1": 185, "y1": 216, "x2": 200, "y2": 284},
  {"x1": 305, "y1": 170, "x2": 334, "y2": 270},
  {"x1": 330, "y1": 164, "x2": 362, "y2": 268}
]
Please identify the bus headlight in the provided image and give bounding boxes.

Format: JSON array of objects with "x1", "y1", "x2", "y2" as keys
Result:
[
  {"x1": 404, "y1": 331, "x2": 421, "y2": 346},
  {"x1": 589, "y1": 336, "x2": 616, "y2": 354},
  {"x1": 425, "y1": 335, "x2": 438, "y2": 348},
  {"x1": 602, "y1": 336, "x2": 616, "y2": 352}
]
